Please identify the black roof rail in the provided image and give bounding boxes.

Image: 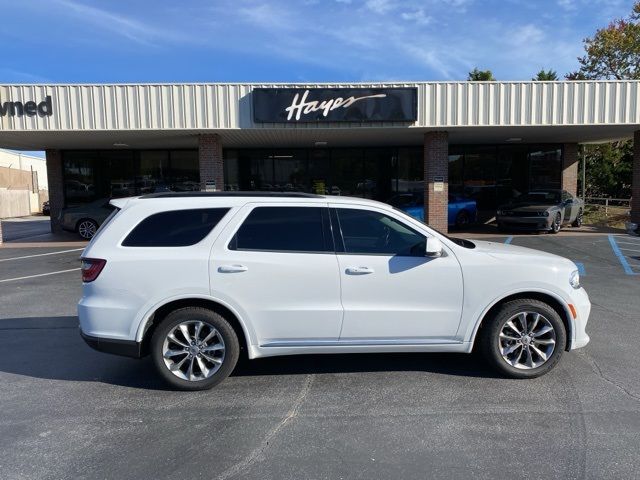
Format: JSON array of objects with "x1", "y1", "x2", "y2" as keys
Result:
[{"x1": 139, "y1": 191, "x2": 324, "y2": 199}]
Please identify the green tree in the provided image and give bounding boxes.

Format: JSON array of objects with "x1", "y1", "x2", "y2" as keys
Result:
[
  {"x1": 582, "y1": 141, "x2": 634, "y2": 197},
  {"x1": 567, "y1": 1, "x2": 639, "y2": 200},
  {"x1": 533, "y1": 69, "x2": 558, "y2": 80},
  {"x1": 570, "y1": 1, "x2": 640, "y2": 79},
  {"x1": 467, "y1": 68, "x2": 495, "y2": 81}
]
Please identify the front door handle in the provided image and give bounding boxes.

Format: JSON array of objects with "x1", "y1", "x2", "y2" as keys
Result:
[
  {"x1": 218, "y1": 264, "x2": 248, "y2": 273},
  {"x1": 345, "y1": 266, "x2": 374, "y2": 275}
]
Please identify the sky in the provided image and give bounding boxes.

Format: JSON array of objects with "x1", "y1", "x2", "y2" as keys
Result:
[{"x1": 0, "y1": 0, "x2": 634, "y2": 84}]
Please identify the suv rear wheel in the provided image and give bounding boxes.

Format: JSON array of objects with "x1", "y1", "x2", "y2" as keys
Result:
[
  {"x1": 479, "y1": 299, "x2": 566, "y2": 379},
  {"x1": 151, "y1": 307, "x2": 239, "y2": 390}
]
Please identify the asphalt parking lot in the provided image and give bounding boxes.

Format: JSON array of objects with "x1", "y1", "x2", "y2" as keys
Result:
[{"x1": 1, "y1": 233, "x2": 639, "y2": 480}]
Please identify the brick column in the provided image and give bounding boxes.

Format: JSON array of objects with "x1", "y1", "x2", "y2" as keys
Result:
[
  {"x1": 199, "y1": 134, "x2": 224, "y2": 191},
  {"x1": 631, "y1": 131, "x2": 640, "y2": 224},
  {"x1": 562, "y1": 143, "x2": 579, "y2": 197},
  {"x1": 46, "y1": 149, "x2": 64, "y2": 233},
  {"x1": 424, "y1": 131, "x2": 449, "y2": 233}
]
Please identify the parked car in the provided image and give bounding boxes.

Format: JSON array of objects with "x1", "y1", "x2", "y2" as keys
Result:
[
  {"x1": 60, "y1": 198, "x2": 117, "y2": 239},
  {"x1": 79, "y1": 192, "x2": 590, "y2": 390},
  {"x1": 389, "y1": 193, "x2": 477, "y2": 228},
  {"x1": 496, "y1": 190, "x2": 584, "y2": 234},
  {"x1": 42, "y1": 201, "x2": 50, "y2": 216}
]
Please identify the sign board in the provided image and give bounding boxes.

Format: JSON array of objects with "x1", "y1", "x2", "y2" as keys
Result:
[
  {"x1": 204, "y1": 181, "x2": 217, "y2": 192},
  {"x1": 253, "y1": 88, "x2": 417, "y2": 123},
  {"x1": 433, "y1": 176, "x2": 444, "y2": 192}
]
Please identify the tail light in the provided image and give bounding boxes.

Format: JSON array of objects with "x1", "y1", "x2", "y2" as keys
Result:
[{"x1": 81, "y1": 258, "x2": 106, "y2": 282}]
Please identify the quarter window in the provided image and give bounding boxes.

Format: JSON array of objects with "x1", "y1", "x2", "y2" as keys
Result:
[
  {"x1": 335, "y1": 208, "x2": 426, "y2": 256},
  {"x1": 122, "y1": 208, "x2": 229, "y2": 247},
  {"x1": 230, "y1": 206, "x2": 331, "y2": 252}
]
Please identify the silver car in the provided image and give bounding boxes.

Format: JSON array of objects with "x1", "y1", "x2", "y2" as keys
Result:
[
  {"x1": 496, "y1": 190, "x2": 584, "y2": 234},
  {"x1": 60, "y1": 198, "x2": 116, "y2": 239}
]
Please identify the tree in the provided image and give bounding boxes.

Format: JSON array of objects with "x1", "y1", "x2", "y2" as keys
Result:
[
  {"x1": 567, "y1": 1, "x2": 639, "y2": 201},
  {"x1": 533, "y1": 69, "x2": 558, "y2": 80},
  {"x1": 569, "y1": 1, "x2": 640, "y2": 79},
  {"x1": 467, "y1": 68, "x2": 495, "y2": 81}
]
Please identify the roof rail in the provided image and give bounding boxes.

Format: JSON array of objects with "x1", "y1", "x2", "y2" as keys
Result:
[{"x1": 139, "y1": 191, "x2": 324, "y2": 199}]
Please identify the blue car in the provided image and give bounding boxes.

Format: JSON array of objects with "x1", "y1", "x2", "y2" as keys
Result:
[{"x1": 389, "y1": 193, "x2": 477, "y2": 228}]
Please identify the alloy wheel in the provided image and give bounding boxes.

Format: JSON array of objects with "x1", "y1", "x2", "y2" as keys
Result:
[
  {"x1": 552, "y1": 213, "x2": 561, "y2": 233},
  {"x1": 162, "y1": 320, "x2": 226, "y2": 381},
  {"x1": 498, "y1": 311, "x2": 556, "y2": 369},
  {"x1": 78, "y1": 220, "x2": 97, "y2": 239}
]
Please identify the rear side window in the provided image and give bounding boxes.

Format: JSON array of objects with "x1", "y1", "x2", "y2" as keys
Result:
[
  {"x1": 229, "y1": 206, "x2": 331, "y2": 253},
  {"x1": 122, "y1": 208, "x2": 229, "y2": 247}
]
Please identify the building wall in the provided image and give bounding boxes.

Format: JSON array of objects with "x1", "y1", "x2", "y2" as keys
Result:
[
  {"x1": 1, "y1": 82, "x2": 639, "y2": 132},
  {"x1": 0, "y1": 149, "x2": 47, "y2": 190}
]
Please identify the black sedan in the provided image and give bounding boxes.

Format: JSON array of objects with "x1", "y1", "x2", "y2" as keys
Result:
[{"x1": 496, "y1": 190, "x2": 584, "y2": 234}]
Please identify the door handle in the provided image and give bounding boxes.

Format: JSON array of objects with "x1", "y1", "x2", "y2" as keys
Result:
[
  {"x1": 345, "y1": 266, "x2": 374, "y2": 275},
  {"x1": 218, "y1": 264, "x2": 248, "y2": 273}
]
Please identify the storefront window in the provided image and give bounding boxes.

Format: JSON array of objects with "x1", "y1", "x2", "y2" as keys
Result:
[
  {"x1": 529, "y1": 147, "x2": 562, "y2": 191},
  {"x1": 330, "y1": 149, "x2": 363, "y2": 197}
]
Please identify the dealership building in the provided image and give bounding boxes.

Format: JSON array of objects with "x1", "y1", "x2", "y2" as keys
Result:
[{"x1": 0, "y1": 81, "x2": 639, "y2": 234}]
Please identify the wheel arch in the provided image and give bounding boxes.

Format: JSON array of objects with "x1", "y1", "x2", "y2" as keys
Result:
[
  {"x1": 470, "y1": 290, "x2": 573, "y2": 352},
  {"x1": 137, "y1": 296, "x2": 252, "y2": 358}
]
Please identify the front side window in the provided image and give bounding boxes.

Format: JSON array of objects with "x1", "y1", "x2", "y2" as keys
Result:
[
  {"x1": 335, "y1": 208, "x2": 426, "y2": 256},
  {"x1": 230, "y1": 206, "x2": 331, "y2": 253},
  {"x1": 122, "y1": 208, "x2": 229, "y2": 247}
]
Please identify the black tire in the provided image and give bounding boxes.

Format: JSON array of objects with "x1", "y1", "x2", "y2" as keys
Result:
[
  {"x1": 76, "y1": 218, "x2": 99, "y2": 239},
  {"x1": 455, "y1": 210, "x2": 471, "y2": 228},
  {"x1": 151, "y1": 307, "x2": 240, "y2": 391},
  {"x1": 479, "y1": 299, "x2": 566, "y2": 379},
  {"x1": 572, "y1": 209, "x2": 583, "y2": 228},
  {"x1": 550, "y1": 212, "x2": 562, "y2": 234}
]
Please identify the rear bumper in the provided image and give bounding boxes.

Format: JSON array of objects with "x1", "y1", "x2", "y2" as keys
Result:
[{"x1": 80, "y1": 330, "x2": 143, "y2": 358}]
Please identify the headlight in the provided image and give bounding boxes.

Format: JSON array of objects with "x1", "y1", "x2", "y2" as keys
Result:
[{"x1": 569, "y1": 269, "x2": 580, "y2": 289}]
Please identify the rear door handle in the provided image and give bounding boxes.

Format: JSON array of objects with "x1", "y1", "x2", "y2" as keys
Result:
[
  {"x1": 218, "y1": 264, "x2": 248, "y2": 273},
  {"x1": 345, "y1": 266, "x2": 374, "y2": 275}
]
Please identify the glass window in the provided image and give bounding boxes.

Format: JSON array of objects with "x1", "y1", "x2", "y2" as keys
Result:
[
  {"x1": 230, "y1": 207, "x2": 331, "y2": 252},
  {"x1": 122, "y1": 208, "x2": 229, "y2": 247},
  {"x1": 138, "y1": 151, "x2": 170, "y2": 194},
  {"x1": 330, "y1": 149, "x2": 363, "y2": 197},
  {"x1": 169, "y1": 151, "x2": 200, "y2": 192},
  {"x1": 336, "y1": 208, "x2": 425, "y2": 256},
  {"x1": 529, "y1": 147, "x2": 561, "y2": 190}
]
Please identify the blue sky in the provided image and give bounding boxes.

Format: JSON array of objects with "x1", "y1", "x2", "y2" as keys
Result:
[{"x1": 0, "y1": 0, "x2": 633, "y2": 84}]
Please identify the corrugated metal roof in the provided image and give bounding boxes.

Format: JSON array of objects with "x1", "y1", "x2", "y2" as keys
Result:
[{"x1": 0, "y1": 81, "x2": 638, "y2": 132}]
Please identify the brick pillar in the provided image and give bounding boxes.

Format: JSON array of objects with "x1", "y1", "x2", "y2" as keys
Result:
[
  {"x1": 562, "y1": 143, "x2": 579, "y2": 197},
  {"x1": 424, "y1": 131, "x2": 449, "y2": 233},
  {"x1": 46, "y1": 149, "x2": 64, "y2": 233},
  {"x1": 631, "y1": 131, "x2": 640, "y2": 224},
  {"x1": 199, "y1": 134, "x2": 224, "y2": 191}
]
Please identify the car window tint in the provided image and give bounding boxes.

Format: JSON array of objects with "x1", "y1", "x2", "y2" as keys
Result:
[
  {"x1": 230, "y1": 207, "x2": 330, "y2": 253},
  {"x1": 335, "y1": 208, "x2": 426, "y2": 256},
  {"x1": 122, "y1": 208, "x2": 229, "y2": 247}
]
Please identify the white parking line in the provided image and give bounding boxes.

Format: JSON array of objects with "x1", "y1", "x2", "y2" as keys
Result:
[
  {"x1": 0, "y1": 268, "x2": 80, "y2": 283},
  {"x1": 0, "y1": 248, "x2": 84, "y2": 262}
]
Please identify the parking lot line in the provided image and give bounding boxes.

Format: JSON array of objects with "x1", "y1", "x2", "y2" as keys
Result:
[
  {"x1": 574, "y1": 262, "x2": 586, "y2": 275},
  {"x1": 504, "y1": 236, "x2": 513, "y2": 244},
  {"x1": 0, "y1": 248, "x2": 84, "y2": 263},
  {"x1": 0, "y1": 268, "x2": 80, "y2": 283},
  {"x1": 608, "y1": 234, "x2": 638, "y2": 276}
]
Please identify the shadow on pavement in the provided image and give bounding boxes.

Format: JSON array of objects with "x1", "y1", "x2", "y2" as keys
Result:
[{"x1": 0, "y1": 316, "x2": 500, "y2": 389}]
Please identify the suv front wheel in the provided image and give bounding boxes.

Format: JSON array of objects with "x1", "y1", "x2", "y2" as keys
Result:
[
  {"x1": 479, "y1": 299, "x2": 566, "y2": 379},
  {"x1": 151, "y1": 307, "x2": 240, "y2": 390}
]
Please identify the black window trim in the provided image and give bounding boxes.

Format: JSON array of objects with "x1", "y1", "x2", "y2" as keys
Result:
[
  {"x1": 121, "y1": 207, "x2": 230, "y2": 248},
  {"x1": 227, "y1": 204, "x2": 336, "y2": 255},
  {"x1": 330, "y1": 206, "x2": 428, "y2": 257}
]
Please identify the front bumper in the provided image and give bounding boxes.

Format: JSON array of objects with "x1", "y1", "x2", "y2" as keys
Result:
[
  {"x1": 497, "y1": 216, "x2": 553, "y2": 231},
  {"x1": 569, "y1": 287, "x2": 591, "y2": 350},
  {"x1": 80, "y1": 330, "x2": 143, "y2": 358}
]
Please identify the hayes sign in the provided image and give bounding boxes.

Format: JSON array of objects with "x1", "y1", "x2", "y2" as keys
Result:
[
  {"x1": 253, "y1": 88, "x2": 417, "y2": 123},
  {"x1": 0, "y1": 96, "x2": 53, "y2": 117}
]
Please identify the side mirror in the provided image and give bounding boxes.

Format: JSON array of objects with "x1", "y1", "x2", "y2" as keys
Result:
[{"x1": 425, "y1": 237, "x2": 443, "y2": 257}]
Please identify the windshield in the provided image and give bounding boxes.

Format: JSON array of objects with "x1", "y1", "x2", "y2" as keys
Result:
[{"x1": 511, "y1": 191, "x2": 561, "y2": 204}]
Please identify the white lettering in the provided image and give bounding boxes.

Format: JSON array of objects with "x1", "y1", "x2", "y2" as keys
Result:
[{"x1": 284, "y1": 90, "x2": 386, "y2": 121}]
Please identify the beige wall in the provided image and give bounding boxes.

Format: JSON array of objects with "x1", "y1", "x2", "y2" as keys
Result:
[
  {"x1": 0, "y1": 189, "x2": 31, "y2": 218},
  {"x1": 0, "y1": 150, "x2": 47, "y2": 190}
]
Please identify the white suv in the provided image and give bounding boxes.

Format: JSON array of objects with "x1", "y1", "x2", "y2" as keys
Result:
[{"x1": 78, "y1": 192, "x2": 590, "y2": 390}]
